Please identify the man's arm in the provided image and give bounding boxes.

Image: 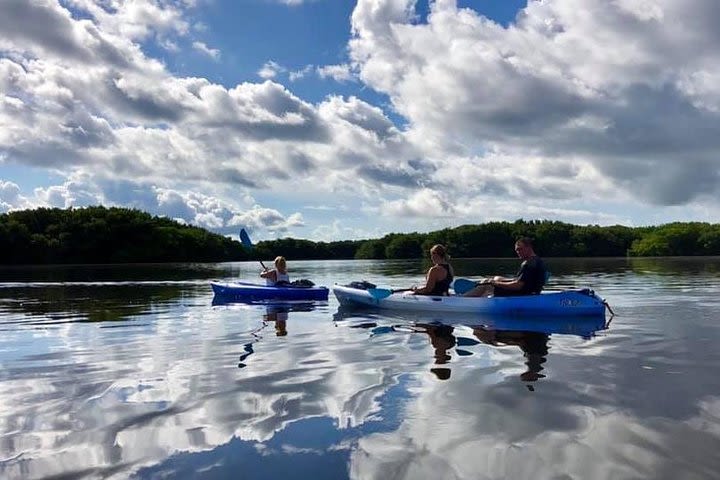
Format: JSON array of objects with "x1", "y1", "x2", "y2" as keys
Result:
[
  {"x1": 490, "y1": 262, "x2": 528, "y2": 290},
  {"x1": 490, "y1": 276, "x2": 524, "y2": 291}
]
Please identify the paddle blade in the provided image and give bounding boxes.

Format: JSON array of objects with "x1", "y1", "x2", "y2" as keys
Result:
[
  {"x1": 368, "y1": 288, "x2": 393, "y2": 300},
  {"x1": 452, "y1": 278, "x2": 479, "y2": 295},
  {"x1": 370, "y1": 326, "x2": 396, "y2": 336},
  {"x1": 456, "y1": 336, "x2": 480, "y2": 347},
  {"x1": 239, "y1": 228, "x2": 253, "y2": 250}
]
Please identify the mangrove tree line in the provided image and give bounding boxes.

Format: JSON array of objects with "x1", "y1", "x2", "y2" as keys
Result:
[
  {"x1": 255, "y1": 220, "x2": 720, "y2": 259},
  {"x1": 0, "y1": 206, "x2": 248, "y2": 264},
  {"x1": 2, "y1": 207, "x2": 719, "y2": 264}
]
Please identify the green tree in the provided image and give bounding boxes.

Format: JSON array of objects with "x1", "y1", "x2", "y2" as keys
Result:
[
  {"x1": 355, "y1": 240, "x2": 386, "y2": 259},
  {"x1": 0, "y1": 207, "x2": 247, "y2": 264},
  {"x1": 384, "y1": 234, "x2": 423, "y2": 259}
]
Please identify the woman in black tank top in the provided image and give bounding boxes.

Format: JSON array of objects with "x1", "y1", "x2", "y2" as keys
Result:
[{"x1": 412, "y1": 244, "x2": 454, "y2": 296}]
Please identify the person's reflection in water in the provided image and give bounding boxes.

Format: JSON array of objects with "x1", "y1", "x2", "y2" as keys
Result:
[
  {"x1": 238, "y1": 306, "x2": 290, "y2": 368},
  {"x1": 415, "y1": 323, "x2": 456, "y2": 380},
  {"x1": 265, "y1": 306, "x2": 290, "y2": 336},
  {"x1": 473, "y1": 327, "x2": 549, "y2": 391}
]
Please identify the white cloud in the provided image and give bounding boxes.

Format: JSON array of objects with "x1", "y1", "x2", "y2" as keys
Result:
[
  {"x1": 0, "y1": 180, "x2": 33, "y2": 212},
  {"x1": 158, "y1": 38, "x2": 180, "y2": 52},
  {"x1": 383, "y1": 188, "x2": 457, "y2": 218},
  {"x1": 257, "y1": 60, "x2": 284, "y2": 79},
  {"x1": 192, "y1": 41, "x2": 220, "y2": 60},
  {"x1": 349, "y1": 0, "x2": 720, "y2": 206},
  {"x1": 317, "y1": 63, "x2": 355, "y2": 82},
  {"x1": 193, "y1": 21, "x2": 208, "y2": 33},
  {"x1": 310, "y1": 219, "x2": 375, "y2": 242},
  {"x1": 289, "y1": 64, "x2": 314, "y2": 82},
  {"x1": 2, "y1": 0, "x2": 720, "y2": 239},
  {"x1": 228, "y1": 206, "x2": 305, "y2": 235},
  {"x1": 65, "y1": 0, "x2": 190, "y2": 40},
  {"x1": 275, "y1": 0, "x2": 316, "y2": 5},
  {"x1": 6, "y1": 174, "x2": 304, "y2": 238},
  {"x1": 34, "y1": 178, "x2": 101, "y2": 208}
]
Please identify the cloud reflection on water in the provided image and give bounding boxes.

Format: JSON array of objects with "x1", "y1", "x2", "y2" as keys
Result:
[{"x1": 1, "y1": 259, "x2": 719, "y2": 479}]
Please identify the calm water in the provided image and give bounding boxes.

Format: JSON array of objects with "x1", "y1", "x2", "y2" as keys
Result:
[{"x1": 1, "y1": 258, "x2": 719, "y2": 480}]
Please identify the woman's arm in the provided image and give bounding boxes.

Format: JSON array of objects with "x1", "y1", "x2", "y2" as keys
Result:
[
  {"x1": 259, "y1": 269, "x2": 277, "y2": 282},
  {"x1": 413, "y1": 266, "x2": 443, "y2": 295}
]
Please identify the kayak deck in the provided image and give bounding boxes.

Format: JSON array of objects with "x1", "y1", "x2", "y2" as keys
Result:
[{"x1": 332, "y1": 284, "x2": 606, "y2": 317}]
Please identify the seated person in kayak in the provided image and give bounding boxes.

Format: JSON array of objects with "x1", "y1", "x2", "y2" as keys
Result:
[
  {"x1": 412, "y1": 244, "x2": 454, "y2": 296},
  {"x1": 464, "y1": 237, "x2": 546, "y2": 297},
  {"x1": 260, "y1": 256, "x2": 290, "y2": 286}
]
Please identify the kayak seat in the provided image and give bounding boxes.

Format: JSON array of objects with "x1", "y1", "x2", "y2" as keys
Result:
[
  {"x1": 346, "y1": 280, "x2": 377, "y2": 290},
  {"x1": 275, "y1": 279, "x2": 316, "y2": 288}
]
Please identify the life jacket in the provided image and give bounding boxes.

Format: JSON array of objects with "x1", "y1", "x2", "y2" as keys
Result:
[{"x1": 266, "y1": 271, "x2": 290, "y2": 286}]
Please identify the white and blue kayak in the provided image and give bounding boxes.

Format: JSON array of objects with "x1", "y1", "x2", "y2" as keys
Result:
[
  {"x1": 332, "y1": 284, "x2": 607, "y2": 317},
  {"x1": 212, "y1": 281, "x2": 329, "y2": 302}
]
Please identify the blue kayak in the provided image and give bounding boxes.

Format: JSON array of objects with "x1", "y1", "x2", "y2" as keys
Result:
[
  {"x1": 333, "y1": 284, "x2": 607, "y2": 317},
  {"x1": 211, "y1": 281, "x2": 329, "y2": 302}
]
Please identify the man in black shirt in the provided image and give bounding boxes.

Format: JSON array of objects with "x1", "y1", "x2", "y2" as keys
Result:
[{"x1": 463, "y1": 237, "x2": 547, "y2": 297}]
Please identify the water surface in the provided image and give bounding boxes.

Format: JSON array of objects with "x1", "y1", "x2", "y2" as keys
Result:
[{"x1": 1, "y1": 258, "x2": 719, "y2": 479}]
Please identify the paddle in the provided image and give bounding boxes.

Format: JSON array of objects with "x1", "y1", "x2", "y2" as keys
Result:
[
  {"x1": 239, "y1": 228, "x2": 267, "y2": 270},
  {"x1": 452, "y1": 278, "x2": 490, "y2": 295},
  {"x1": 453, "y1": 271, "x2": 553, "y2": 295},
  {"x1": 368, "y1": 287, "x2": 414, "y2": 300},
  {"x1": 371, "y1": 278, "x2": 488, "y2": 299}
]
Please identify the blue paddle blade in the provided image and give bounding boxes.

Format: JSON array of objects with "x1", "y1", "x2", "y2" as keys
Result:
[
  {"x1": 370, "y1": 326, "x2": 395, "y2": 335},
  {"x1": 452, "y1": 278, "x2": 479, "y2": 295},
  {"x1": 368, "y1": 288, "x2": 414, "y2": 299},
  {"x1": 368, "y1": 288, "x2": 394, "y2": 300},
  {"x1": 456, "y1": 336, "x2": 480, "y2": 347},
  {"x1": 239, "y1": 228, "x2": 253, "y2": 250}
]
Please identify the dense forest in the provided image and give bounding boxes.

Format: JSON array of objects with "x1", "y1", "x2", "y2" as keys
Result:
[
  {"x1": 0, "y1": 207, "x2": 248, "y2": 264},
  {"x1": 254, "y1": 220, "x2": 720, "y2": 260},
  {"x1": 1, "y1": 207, "x2": 719, "y2": 264}
]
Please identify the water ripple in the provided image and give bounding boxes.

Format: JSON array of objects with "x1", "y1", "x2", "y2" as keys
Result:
[{"x1": 0, "y1": 259, "x2": 719, "y2": 479}]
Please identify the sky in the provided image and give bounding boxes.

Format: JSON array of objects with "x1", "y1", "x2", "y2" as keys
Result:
[{"x1": 1, "y1": 0, "x2": 720, "y2": 241}]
